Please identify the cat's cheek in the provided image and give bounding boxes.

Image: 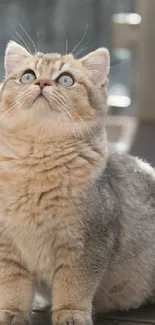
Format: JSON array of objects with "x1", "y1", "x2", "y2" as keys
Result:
[
  {"x1": 2, "y1": 93, "x2": 16, "y2": 111},
  {"x1": 23, "y1": 86, "x2": 41, "y2": 106}
]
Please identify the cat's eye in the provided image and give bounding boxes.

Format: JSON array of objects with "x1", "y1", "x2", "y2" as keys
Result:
[
  {"x1": 56, "y1": 73, "x2": 74, "y2": 88},
  {"x1": 20, "y1": 70, "x2": 36, "y2": 84}
]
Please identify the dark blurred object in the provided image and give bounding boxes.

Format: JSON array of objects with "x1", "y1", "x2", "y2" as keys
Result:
[
  {"x1": 130, "y1": 122, "x2": 155, "y2": 166},
  {"x1": 31, "y1": 303, "x2": 155, "y2": 325}
]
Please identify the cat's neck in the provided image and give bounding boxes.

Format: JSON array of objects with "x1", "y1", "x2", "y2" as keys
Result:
[
  {"x1": 0, "y1": 122, "x2": 108, "y2": 165},
  {"x1": 0, "y1": 125, "x2": 108, "y2": 187}
]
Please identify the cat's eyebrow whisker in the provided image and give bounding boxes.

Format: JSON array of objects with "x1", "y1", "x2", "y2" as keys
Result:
[
  {"x1": 12, "y1": 25, "x2": 32, "y2": 54},
  {"x1": 74, "y1": 47, "x2": 88, "y2": 59},
  {"x1": 12, "y1": 36, "x2": 24, "y2": 48},
  {"x1": 71, "y1": 24, "x2": 88, "y2": 55},
  {"x1": 36, "y1": 31, "x2": 40, "y2": 52},
  {"x1": 18, "y1": 22, "x2": 37, "y2": 53},
  {"x1": 73, "y1": 32, "x2": 91, "y2": 58},
  {"x1": 62, "y1": 28, "x2": 68, "y2": 55}
]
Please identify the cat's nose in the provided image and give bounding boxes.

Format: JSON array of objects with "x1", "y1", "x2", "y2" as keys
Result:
[{"x1": 34, "y1": 79, "x2": 52, "y2": 89}]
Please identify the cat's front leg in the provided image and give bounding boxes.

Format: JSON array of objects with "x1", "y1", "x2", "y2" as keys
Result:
[
  {"x1": 52, "y1": 309, "x2": 92, "y2": 325},
  {"x1": 0, "y1": 258, "x2": 34, "y2": 325},
  {"x1": 51, "y1": 260, "x2": 98, "y2": 325}
]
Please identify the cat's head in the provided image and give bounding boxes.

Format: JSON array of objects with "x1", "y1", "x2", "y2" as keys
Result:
[{"x1": 0, "y1": 41, "x2": 110, "y2": 137}]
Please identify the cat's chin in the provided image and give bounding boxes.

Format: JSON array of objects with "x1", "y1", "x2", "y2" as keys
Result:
[
  {"x1": 33, "y1": 94, "x2": 50, "y2": 106},
  {"x1": 32, "y1": 95, "x2": 52, "y2": 114}
]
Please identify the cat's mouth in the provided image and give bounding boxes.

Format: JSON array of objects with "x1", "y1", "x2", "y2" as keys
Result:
[{"x1": 33, "y1": 93, "x2": 50, "y2": 106}]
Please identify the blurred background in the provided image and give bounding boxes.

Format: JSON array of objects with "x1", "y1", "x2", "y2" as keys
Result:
[{"x1": 0, "y1": 0, "x2": 155, "y2": 164}]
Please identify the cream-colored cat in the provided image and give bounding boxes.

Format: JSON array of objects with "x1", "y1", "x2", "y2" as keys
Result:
[
  {"x1": 0, "y1": 41, "x2": 109, "y2": 325},
  {"x1": 1, "y1": 41, "x2": 155, "y2": 325}
]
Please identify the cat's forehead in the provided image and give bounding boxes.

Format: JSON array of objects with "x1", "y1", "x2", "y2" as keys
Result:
[
  {"x1": 33, "y1": 51, "x2": 77, "y2": 77},
  {"x1": 34, "y1": 52, "x2": 63, "y2": 71},
  {"x1": 36, "y1": 52, "x2": 62, "y2": 61}
]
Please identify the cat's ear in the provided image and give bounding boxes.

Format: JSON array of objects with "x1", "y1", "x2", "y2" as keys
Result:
[
  {"x1": 5, "y1": 41, "x2": 31, "y2": 77},
  {"x1": 80, "y1": 48, "x2": 110, "y2": 86}
]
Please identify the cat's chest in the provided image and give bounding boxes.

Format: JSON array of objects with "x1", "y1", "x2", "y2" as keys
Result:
[
  {"x1": 0, "y1": 170, "x2": 79, "y2": 276},
  {"x1": 9, "y1": 204, "x2": 79, "y2": 278},
  {"x1": 0, "y1": 153, "x2": 91, "y2": 218},
  {"x1": 0, "y1": 151, "x2": 91, "y2": 275},
  {"x1": 16, "y1": 224, "x2": 55, "y2": 277},
  {"x1": 2, "y1": 164, "x2": 75, "y2": 220}
]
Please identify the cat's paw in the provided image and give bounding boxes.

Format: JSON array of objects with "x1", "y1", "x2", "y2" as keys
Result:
[
  {"x1": 52, "y1": 310, "x2": 92, "y2": 325},
  {"x1": 0, "y1": 312, "x2": 28, "y2": 325}
]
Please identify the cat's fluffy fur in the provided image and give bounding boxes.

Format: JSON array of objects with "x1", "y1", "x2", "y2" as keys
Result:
[{"x1": 0, "y1": 41, "x2": 154, "y2": 325}]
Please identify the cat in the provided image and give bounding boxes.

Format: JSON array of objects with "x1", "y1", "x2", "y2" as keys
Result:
[{"x1": 0, "y1": 41, "x2": 154, "y2": 325}]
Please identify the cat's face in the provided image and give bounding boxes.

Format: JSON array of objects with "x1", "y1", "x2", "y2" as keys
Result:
[{"x1": 0, "y1": 41, "x2": 110, "y2": 136}]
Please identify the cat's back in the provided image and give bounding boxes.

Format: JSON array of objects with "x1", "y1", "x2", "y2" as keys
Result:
[
  {"x1": 92, "y1": 153, "x2": 155, "y2": 312},
  {"x1": 81, "y1": 152, "x2": 155, "y2": 259},
  {"x1": 83, "y1": 151, "x2": 155, "y2": 222},
  {"x1": 101, "y1": 152, "x2": 155, "y2": 235},
  {"x1": 105, "y1": 152, "x2": 155, "y2": 214}
]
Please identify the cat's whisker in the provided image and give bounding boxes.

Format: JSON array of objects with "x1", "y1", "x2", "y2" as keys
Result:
[
  {"x1": 12, "y1": 25, "x2": 32, "y2": 53},
  {"x1": 51, "y1": 91, "x2": 89, "y2": 141},
  {"x1": 51, "y1": 103, "x2": 82, "y2": 147},
  {"x1": 63, "y1": 105, "x2": 85, "y2": 140},
  {"x1": 52, "y1": 93, "x2": 66, "y2": 106},
  {"x1": 51, "y1": 94, "x2": 84, "y2": 143},
  {"x1": 58, "y1": 104, "x2": 72, "y2": 120},
  {"x1": 52, "y1": 89, "x2": 66, "y2": 102},
  {"x1": 51, "y1": 94, "x2": 68, "y2": 113},
  {"x1": 18, "y1": 22, "x2": 37, "y2": 53},
  {"x1": 73, "y1": 113, "x2": 89, "y2": 133},
  {"x1": 73, "y1": 32, "x2": 91, "y2": 58},
  {"x1": 0, "y1": 107, "x2": 14, "y2": 122},
  {"x1": 0, "y1": 101, "x2": 23, "y2": 121},
  {"x1": 0, "y1": 105, "x2": 16, "y2": 120},
  {"x1": 71, "y1": 24, "x2": 88, "y2": 55},
  {"x1": 0, "y1": 89, "x2": 31, "y2": 114},
  {"x1": 50, "y1": 96, "x2": 80, "y2": 143},
  {"x1": 51, "y1": 94, "x2": 81, "y2": 140},
  {"x1": 15, "y1": 88, "x2": 32, "y2": 104},
  {"x1": 72, "y1": 111, "x2": 96, "y2": 141}
]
